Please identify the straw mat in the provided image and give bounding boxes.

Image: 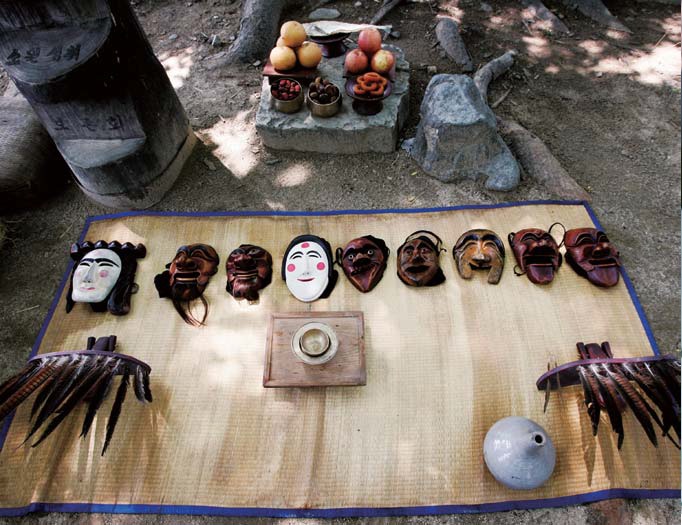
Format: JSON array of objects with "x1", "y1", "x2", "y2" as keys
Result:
[{"x1": 0, "y1": 203, "x2": 678, "y2": 517}]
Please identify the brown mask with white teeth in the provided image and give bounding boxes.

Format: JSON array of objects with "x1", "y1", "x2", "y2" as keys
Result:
[
  {"x1": 508, "y1": 228, "x2": 562, "y2": 285},
  {"x1": 226, "y1": 244, "x2": 273, "y2": 301},
  {"x1": 337, "y1": 235, "x2": 389, "y2": 293},
  {"x1": 564, "y1": 228, "x2": 621, "y2": 287},
  {"x1": 453, "y1": 229, "x2": 505, "y2": 284},
  {"x1": 154, "y1": 244, "x2": 220, "y2": 326}
]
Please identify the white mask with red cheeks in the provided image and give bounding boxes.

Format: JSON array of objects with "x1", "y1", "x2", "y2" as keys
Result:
[
  {"x1": 284, "y1": 240, "x2": 330, "y2": 302},
  {"x1": 71, "y1": 248, "x2": 122, "y2": 303}
]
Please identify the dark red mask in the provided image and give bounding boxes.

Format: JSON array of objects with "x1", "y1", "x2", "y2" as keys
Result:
[
  {"x1": 508, "y1": 228, "x2": 562, "y2": 285},
  {"x1": 226, "y1": 244, "x2": 273, "y2": 301},
  {"x1": 396, "y1": 231, "x2": 445, "y2": 287},
  {"x1": 337, "y1": 235, "x2": 389, "y2": 293},
  {"x1": 564, "y1": 228, "x2": 621, "y2": 287}
]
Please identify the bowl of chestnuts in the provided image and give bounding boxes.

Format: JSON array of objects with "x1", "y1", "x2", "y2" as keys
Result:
[
  {"x1": 307, "y1": 77, "x2": 341, "y2": 118},
  {"x1": 270, "y1": 78, "x2": 304, "y2": 114}
]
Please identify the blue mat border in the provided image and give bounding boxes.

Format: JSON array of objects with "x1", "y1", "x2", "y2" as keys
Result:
[{"x1": 0, "y1": 200, "x2": 674, "y2": 518}]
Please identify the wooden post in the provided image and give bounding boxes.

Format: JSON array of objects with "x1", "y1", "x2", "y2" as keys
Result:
[{"x1": 0, "y1": 0, "x2": 195, "y2": 209}]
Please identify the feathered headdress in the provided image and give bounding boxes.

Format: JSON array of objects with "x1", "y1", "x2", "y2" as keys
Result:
[
  {"x1": 537, "y1": 342, "x2": 680, "y2": 449},
  {"x1": 0, "y1": 336, "x2": 152, "y2": 455}
]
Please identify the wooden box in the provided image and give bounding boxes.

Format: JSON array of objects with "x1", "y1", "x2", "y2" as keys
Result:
[{"x1": 263, "y1": 311, "x2": 365, "y2": 388}]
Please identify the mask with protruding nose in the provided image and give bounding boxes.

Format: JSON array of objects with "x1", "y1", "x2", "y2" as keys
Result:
[
  {"x1": 453, "y1": 229, "x2": 505, "y2": 284},
  {"x1": 564, "y1": 228, "x2": 621, "y2": 287},
  {"x1": 508, "y1": 228, "x2": 562, "y2": 285}
]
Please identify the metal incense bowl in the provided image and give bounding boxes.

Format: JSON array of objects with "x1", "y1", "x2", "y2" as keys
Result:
[{"x1": 291, "y1": 322, "x2": 339, "y2": 365}]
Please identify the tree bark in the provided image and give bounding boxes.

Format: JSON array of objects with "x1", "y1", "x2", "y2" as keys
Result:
[
  {"x1": 520, "y1": 0, "x2": 570, "y2": 35},
  {"x1": 474, "y1": 50, "x2": 516, "y2": 103},
  {"x1": 371, "y1": 0, "x2": 404, "y2": 25},
  {"x1": 559, "y1": 0, "x2": 631, "y2": 33},
  {"x1": 435, "y1": 18, "x2": 474, "y2": 73}
]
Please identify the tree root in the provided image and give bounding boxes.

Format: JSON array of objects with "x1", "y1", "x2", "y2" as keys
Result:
[
  {"x1": 435, "y1": 18, "x2": 474, "y2": 72},
  {"x1": 371, "y1": 0, "x2": 404, "y2": 25},
  {"x1": 559, "y1": 0, "x2": 631, "y2": 33},
  {"x1": 520, "y1": 0, "x2": 570, "y2": 35},
  {"x1": 498, "y1": 118, "x2": 591, "y2": 201},
  {"x1": 474, "y1": 50, "x2": 516, "y2": 103}
]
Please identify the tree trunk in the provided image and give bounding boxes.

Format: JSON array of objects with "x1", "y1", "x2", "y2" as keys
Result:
[{"x1": 435, "y1": 18, "x2": 474, "y2": 73}]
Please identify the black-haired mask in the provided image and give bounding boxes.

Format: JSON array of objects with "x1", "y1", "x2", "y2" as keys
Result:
[
  {"x1": 282, "y1": 235, "x2": 338, "y2": 302},
  {"x1": 453, "y1": 229, "x2": 505, "y2": 284},
  {"x1": 154, "y1": 244, "x2": 220, "y2": 326},
  {"x1": 226, "y1": 244, "x2": 273, "y2": 301},
  {"x1": 67, "y1": 240, "x2": 146, "y2": 315},
  {"x1": 337, "y1": 235, "x2": 389, "y2": 293},
  {"x1": 396, "y1": 231, "x2": 446, "y2": 287},
  {"x1": 564, "y1": 228, "x2": 621, "y2": 287}
]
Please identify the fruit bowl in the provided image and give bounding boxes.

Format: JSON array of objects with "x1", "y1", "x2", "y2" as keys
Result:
[
  {"x1": 270, "y1": 78, "x2": 304, "y2": 114},
  {"x1": 307, "y1": 78, "x2": 342, "y2": 118}
]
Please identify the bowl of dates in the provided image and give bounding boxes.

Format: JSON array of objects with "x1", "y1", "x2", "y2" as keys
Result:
[{"x1": 270, "y1": 78, "x2": 303, "y2": 113}]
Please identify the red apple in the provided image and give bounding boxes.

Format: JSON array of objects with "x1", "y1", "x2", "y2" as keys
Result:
[
  {"x1": 370, "y1": 49, "x2": 395, "y2": 74},
  {"x1": 358, "y1": 28, "x2": 382, "y2": 55},
  {"x1": 345, "y1": 49, "x2": 369, "y2": 74}
]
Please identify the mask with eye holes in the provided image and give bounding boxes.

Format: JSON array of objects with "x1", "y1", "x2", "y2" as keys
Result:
[
  {"x1": 396, "y1": 231, "x2": 446, "y2": 287},
  {"x1": 564, "y1": 228, "x2": 621, "y2": 287},
  {"x1": 282, "y1": 235, "x2": 338, "y2": 302},
  {"x1": 453, "y1": 229, "x2": 505, "y2": 284},
  {"x1": 336, "y1": 235, "x2": 389, "y2": 293},
  {"x1": 508, "y1": 228, "x2": 562, "y2": 285},
  {"x1": 225, "y1": 244, "x2": 273, "y2": 301},
  {"x1": 154, "y1": 244, "x2": 220, "y2": 326}
]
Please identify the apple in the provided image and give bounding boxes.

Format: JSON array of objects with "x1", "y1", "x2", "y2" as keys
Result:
[
  {"x1": 345, "y1": 49, "x2": 368, "y2": 74},
  {"x1": 358, "y1": 28, "x2": 382, "y2": 55},
  {"x1": 370, "y1": 49, "x2": 395, "y2": 74}
]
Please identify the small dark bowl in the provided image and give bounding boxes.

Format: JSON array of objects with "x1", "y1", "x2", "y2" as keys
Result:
[{"x1": 307, "y1": 82, "x2": 342, "y2": 118}]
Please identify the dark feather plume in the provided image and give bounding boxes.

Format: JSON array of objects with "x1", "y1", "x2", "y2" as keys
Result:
[
  {"x1": 80, "y1": 361, "x2": 119, "y2": 439},
  {"x1": 578, "y1": 366, "x2": 601, "y2": 436},
  {"x1": 0, "y1": 361, "x2": 59, "y2": 422},
  {"x1": 589, "y1": 364, "x2": 625, "y2": 449},
  {"x1": 102, "y1": 372, "x2": 129, "y2": 456}
]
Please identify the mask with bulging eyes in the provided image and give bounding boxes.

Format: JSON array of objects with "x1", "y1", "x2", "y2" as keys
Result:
[
  {"x1": 66, "y1": 240, "x2": 146, "y2": 316},
  {"x1": 154, "y1": 244, "x2": 220, "y2": 326},
  {"x1": 453, "y1": 229, "x2": 505, "y2": 284},
  {"x1": 337, "y1": 235, "x2": 389, "y2": 293},
  {"x1": 564, "y1": 228, "x2": 621, "y2": 287},
  {"x1": 226, "y1": 244, "x2": 273, "y2": 301},
  {"x1": 396, "y1": 231, "x2": 446, "y2": 287},
  {"x1": 508, "y1": 227, "x2": 562, "y2": 285},
  {"x1": 282, "y1": 235, "x2": 338, "y2": 302}
]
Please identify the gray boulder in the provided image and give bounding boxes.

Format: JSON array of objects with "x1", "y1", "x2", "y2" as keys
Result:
[{"x1": 403, "y1": 74, "x2": 520, "y2": 191}]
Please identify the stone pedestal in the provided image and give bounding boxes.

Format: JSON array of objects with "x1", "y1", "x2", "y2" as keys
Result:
[{"x1": 255, "y1": 45, "x2": 409, "y2": 154}]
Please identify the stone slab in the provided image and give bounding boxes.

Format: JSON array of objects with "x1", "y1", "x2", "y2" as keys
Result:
[{"x1": 255, "y1": 44, "x2": 409, "y2": 154}]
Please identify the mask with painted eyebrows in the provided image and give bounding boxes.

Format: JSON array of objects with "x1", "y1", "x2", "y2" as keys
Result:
[
  {"x1": 564, "y1": 228, "x2": 621, "y2": 287},
  {"x1": 396, "y1": 230, "x2": 446, "y2": 287},
  {"x1": 154, "y1": 244, "x2": 220, "y2": 326},
  {"x1": 337, "y1": 235, "x2": 389, "y2": 293},
  {"x1": 226, "y1": 244, "x2": 273, "y2": 301},
  {"x1": 508, "y1": 228, "x2": 562, "y2": 285},
  {"x1": 453, "y1": 229, "x2": 505, "y2": 284}
]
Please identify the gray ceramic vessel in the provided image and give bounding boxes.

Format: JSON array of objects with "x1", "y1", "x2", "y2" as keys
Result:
[{"x1": 483, "y1": 416, "x2": 556, "y2": 490}]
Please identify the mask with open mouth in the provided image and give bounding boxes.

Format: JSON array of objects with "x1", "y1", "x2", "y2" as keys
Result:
[
  {"x1": 453, "y1": 229, "x2": 505, "y2": 284},
  {"x1": 154, "y1": 244, "x2": 220, "y2": 326},
  {"x1": 564, "y1": 228, "x2": 621, "y2": 287},
  {"x1": 226, "y1": 244, "x2": 273, "y2": 301},
  {"x1": 282, "y1": 235, "x2": 338, "y2": 302},
  {"x1": 336, "y1": 235, "x2": 389, "y2": 293},
  {"x1": 397, "y1": 231, "x2": 446, "y2": 287},
  {"x1": 508, "y1": 228, "x2": 562, "y2": 285}
]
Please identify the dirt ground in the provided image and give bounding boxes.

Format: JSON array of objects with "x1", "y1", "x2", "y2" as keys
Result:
[{"x1": 0, "y1": 0, "x2": 680, "y2": 523}]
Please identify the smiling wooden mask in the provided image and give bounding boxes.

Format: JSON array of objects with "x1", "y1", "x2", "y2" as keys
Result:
[
  {"x1": 396, "y1": 231, "x2": 446, "y2": 287},
  {"x1": 225, "y1": 244, "x2": 273, "y2": 301},
  {"x1": 508, "y1": 227, "x2": 562, "y2": 285},
  {"x1": 453, "y1": 229, "x2": 505, "y2": 284},
  {"x1": 564, "y1": 228, "x2": 621, "y2": 287}
]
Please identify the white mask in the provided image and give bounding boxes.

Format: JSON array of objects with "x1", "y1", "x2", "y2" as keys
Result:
[
  {"x1": 71, "y1": 248, "x2": 122, "y2": 303},
  {"x1": 284, "y1": 240, "x2": 330, "y2": 302}
]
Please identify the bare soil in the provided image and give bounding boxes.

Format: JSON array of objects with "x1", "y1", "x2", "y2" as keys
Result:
[{"x1": 0, "y1": 0, "x2": 680, "y2": 523}]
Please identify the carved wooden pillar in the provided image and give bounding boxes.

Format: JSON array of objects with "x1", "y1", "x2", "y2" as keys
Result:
[{"x1": 0, "y1": 0, "x2": 195, "y2": 209}]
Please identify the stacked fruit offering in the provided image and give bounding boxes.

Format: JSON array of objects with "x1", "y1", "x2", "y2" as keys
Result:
[
  {"x1": 344, "y1": 28, "x2": 395, "y2": 77},
  {"x1": 271, "y1": 78, "x2": 302, "y2": 101},
  {"x1": 269, "y1": 21, "x2": 323, "y2": 71}
]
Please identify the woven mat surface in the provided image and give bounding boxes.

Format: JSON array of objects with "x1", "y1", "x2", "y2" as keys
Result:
[{"x1": 0, "y1": 203, "x2": 678, "y2": 515}]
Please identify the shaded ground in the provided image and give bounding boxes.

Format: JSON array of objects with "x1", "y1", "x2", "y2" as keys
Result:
[{"x1": 0, "y1": 0, "x2": 679, "y2": 523}]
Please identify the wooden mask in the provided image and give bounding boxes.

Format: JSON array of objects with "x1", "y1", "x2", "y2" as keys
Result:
[
  {"x1": 508, "y1": 227, "x2": 562, "y2": 285},
  {"x1": 564, "y1": 228, "x2": 621, "y2": 287},
  {"x1": 336, "y1": 235, "x2": 390, "y2": 293},
  {"x1": 154, "y1": 244, "x2": 220, "y2": 326},
  {"x1": 453, "y1": 229, "x2": 505, "y2": 284},
  {"x1": 225, "y1": 244, "x2": 273, "y2": 301},
  {"x1": 66, "y1": 240, "x2": 146, "y2": 316},
  {"x1": 396, "y1": 231, "x2": 446, "y2": 287},
  {"x1": 282, "y1": 235, "x2": 338, "y2": 302}
]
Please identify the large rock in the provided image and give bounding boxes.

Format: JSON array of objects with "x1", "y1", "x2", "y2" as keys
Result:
[
  {"x1": 403, "y1": 74, "x2": 519, "y2": 191},
  {"x1": 256, "y1": 45, "x2": 409, "y2": 154}
]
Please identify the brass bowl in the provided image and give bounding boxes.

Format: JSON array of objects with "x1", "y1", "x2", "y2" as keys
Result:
[
  {"x1": 291, "y1": 322, "x2": 339, "y2": 365},
  {"x1": 270, "y1": 78, "x2": 304, "y2": 114},
  {"x1": 307, "y1": 88, "x2": 342, "y2": 118}
]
